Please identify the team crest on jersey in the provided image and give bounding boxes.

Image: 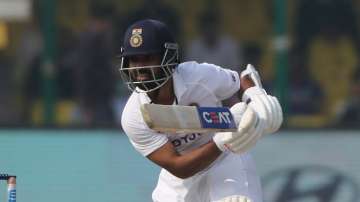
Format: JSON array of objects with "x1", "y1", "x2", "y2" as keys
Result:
[{"x1": 130, "y1": 28, "x2": 143, "y2": 47}]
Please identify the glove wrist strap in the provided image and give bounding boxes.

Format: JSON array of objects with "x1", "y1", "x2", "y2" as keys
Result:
[{"x1": 213, "y1": 133, "x2": 230, "y2": 152}]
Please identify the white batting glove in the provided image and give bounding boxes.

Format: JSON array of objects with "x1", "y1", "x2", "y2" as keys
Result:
[
  {"x1": 240, "y1": 64, "x2": 263, "y2": 88},
  {"x1": 243, "y1": 87, "x2": 283, "y2": 134},
  {"x1": 213, "y1": 102, "x2": 265, "y2": 154},
  {"x1": 240, "y1": 64, "x2": 283, "y2": 134}
]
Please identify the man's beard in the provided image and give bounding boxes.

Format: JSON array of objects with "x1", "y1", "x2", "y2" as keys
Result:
[{"x1": 135, "y1": 68, "x2": 167, "y2": 91}]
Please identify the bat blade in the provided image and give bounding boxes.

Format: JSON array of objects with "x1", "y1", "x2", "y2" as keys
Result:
[{"x1": 140, "y1": 104, "x2": 237, "y2": 134}]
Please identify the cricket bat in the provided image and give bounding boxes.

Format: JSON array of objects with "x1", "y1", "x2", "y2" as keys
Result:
[{"x1": 140, "y1": 104, "x2": 237, "y2": 133}]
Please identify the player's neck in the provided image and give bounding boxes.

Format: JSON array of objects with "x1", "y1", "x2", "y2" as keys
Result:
[{"x1": 147, "y1": 79, "x2": 175, "y2": 105}]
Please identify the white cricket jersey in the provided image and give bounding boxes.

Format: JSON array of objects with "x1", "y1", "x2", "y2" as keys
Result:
[{"x1": 121, "y1": 61, "x2": 240, "y2": 156}]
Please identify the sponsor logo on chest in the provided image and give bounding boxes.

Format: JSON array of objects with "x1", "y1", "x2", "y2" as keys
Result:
[{"x1": 171, "y1": 133, "x2": 202, "y2": 147}]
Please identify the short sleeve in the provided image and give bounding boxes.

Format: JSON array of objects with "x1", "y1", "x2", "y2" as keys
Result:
[
  {"x1": 197, "y1": 63, "x2": 240, "y2": 100},
  {"x1": 121, "y1": 94, "x2": 169, "y2": 157},
  {"x1": 123, "y1": 121, "x2": 169, "y2": 156}
]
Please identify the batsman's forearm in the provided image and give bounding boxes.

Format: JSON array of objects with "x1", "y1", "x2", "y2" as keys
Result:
[{"x1": 170, "y1": 141, "x2": 222, "y2": 179}]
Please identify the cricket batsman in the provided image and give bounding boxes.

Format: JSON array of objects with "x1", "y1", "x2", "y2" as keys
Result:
[{"x1": 118, "y1": 19, "x2": 283, "y2": 202}]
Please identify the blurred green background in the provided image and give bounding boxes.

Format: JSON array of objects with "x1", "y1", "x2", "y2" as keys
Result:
[
  {"x1": 1, "y1": 0, "x2": 360, "y2": 202},
  {"x1": 0, "y1": 0, "x2": 359, "y2": 128}
]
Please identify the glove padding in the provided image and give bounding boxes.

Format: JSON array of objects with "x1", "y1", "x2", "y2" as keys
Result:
[
  {"x1": 240, "y1": 64, "x2": 263, "y2": 88},
  {"x1": 243, "y1": 87, "x2": 283, "y2": 134},
  {"x1": 213, "y1": 102, "x2": 265, "y2": 154},
  {"x1": 240, "y1": 64, "x2": 283, "y2": 134}
]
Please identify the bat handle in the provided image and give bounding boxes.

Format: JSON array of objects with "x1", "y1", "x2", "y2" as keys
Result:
[{"x1": 7, "y1": 176, "x2": 16, "y2": 202}]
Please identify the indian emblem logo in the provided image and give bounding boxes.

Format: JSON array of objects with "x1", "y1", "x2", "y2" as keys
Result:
[{"x1": 130, "y1": 28, "x2": 143, "y2": 47}]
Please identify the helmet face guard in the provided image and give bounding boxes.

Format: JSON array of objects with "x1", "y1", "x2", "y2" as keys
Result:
[{"x1": 119, "y1": 43, "x2": 179, "y2": 93}]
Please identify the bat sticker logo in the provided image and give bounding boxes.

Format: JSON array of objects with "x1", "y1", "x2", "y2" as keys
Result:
[
  {"x1": 197, "y1": 107, "x2": 237, "y2": 130},
  {"x1": 201, "y1": 111, "x2": 232, "y2": 124}
]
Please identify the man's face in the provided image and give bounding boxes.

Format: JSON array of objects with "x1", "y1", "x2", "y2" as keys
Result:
[
  {"x1": 128, "y1": 54, "x2": 161, "y2": 81},
  {"x1": 128, "y1": 54, "x2": 163, "y2": 91}
]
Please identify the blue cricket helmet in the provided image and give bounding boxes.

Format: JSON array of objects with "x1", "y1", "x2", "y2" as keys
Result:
[{"x1": 118, "y1": 19, "x2": 179, "y2": 92}]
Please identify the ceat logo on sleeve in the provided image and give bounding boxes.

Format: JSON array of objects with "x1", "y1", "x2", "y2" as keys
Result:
[{"x1": 197, "y1": 107, "x2": 237, "y2": 130}]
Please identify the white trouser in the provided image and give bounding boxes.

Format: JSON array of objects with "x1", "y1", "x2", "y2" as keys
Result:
[{"x1": 152, "y1": 152, "x2": 263, "y2": 202}]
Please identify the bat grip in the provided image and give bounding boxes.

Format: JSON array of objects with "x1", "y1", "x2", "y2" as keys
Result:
[{"x1": 7, "y1": 176, "x2": 16, "y2": 202}]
